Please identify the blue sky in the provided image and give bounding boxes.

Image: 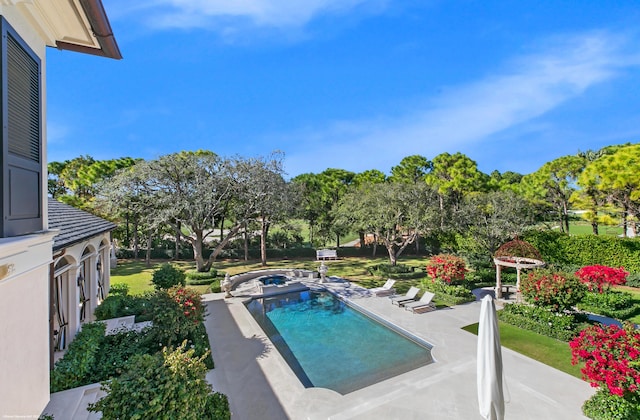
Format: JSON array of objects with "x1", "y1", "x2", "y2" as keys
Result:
[{"x1": 46, "y1": 0, "x2": 640, "y2": 177}]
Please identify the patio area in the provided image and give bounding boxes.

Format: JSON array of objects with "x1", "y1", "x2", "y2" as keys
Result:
[{"x1": 203, "y1": 280, "x2": 595, "y2": 419}]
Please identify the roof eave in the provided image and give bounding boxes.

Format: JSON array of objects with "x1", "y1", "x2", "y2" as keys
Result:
[{"x1": 56, "y1": 0, "x2": 122, "y2": 60}]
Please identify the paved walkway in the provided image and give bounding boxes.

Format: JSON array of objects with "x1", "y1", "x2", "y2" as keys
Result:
[{"x1": 203, "y1": 282, "x2": 595, "y2": 420}]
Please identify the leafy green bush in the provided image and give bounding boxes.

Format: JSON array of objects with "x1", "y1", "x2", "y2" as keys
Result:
[
  {"x1": 152, "y1": 263, "x2": 186, "y2": 290},
  {"x1": 420, "y1": 279, "x2": 475, "y2": 305},
  {"x1": 94, "y1": 292, "x2": 153, "y2": 322},
  {"x1": 367, "y1": 263, "x2": 424, "y2": 280},
  {"x1": 89, "y1": 329, "x2": 154, "y2": 383},
  {"x1": 577, "y1": 291, "x2": 640, "y2": 320},
  {"x1": 523, "y1": 230, "x2": 640, "y2": 273},
  {"x1": 89, "y1": 342, "x2": 229, "y2": 419},
  {"x1": 51, "y1": 323, "x2": 106, "y2": 392},
  {"x1": 498, "y1": 303, "x2": 587, "y2": 342},
  {"x1": 626, "y1": 273, "x2": 640, "y2": 288},
  {"x1": 210, "y1": 279, "x2": 222, "y2": 293},
  {"x1": 108, "y1": 283, "x2": 129, "y2": 296},
  {"x1": 582, "y1": 388, "x2": 640, "y2": 420}
]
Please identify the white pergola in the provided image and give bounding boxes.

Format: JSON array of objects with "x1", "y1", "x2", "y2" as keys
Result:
[{"x1": 493, "y1": 256, "x2": 545, "y2": 300}]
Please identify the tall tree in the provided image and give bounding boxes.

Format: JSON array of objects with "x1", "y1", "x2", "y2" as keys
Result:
[
  {"x1": 453, "y1": 190, "x2": 535, "y2": 257},
  {"x1": 334, "y1": 182, "x2": 439, "y2": 265},
  {"x1": 389, "y1": 155, "x2": 431, "y2": 184},
  {"x1": 425, "y1": 152, "x2": 489, "y2": 227},
  {"x1": 579, "y1": 144, "x2": 640, "y2": 237},
  {"x1": 520, "y1": 155, "x2": 585, "y2": 234}
]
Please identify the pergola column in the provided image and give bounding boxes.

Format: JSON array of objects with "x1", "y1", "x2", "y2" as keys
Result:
[{"x1": 495, "y1": 264, "x2": 502, "y2": 299}]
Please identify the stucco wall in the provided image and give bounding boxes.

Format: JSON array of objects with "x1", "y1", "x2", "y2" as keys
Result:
[{"x1": 0, "y1": 233, "x2": 56, "y2": 417}]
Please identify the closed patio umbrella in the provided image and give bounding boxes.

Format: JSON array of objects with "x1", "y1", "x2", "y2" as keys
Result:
[{"x1": 477, "y1": 295, "x2": 505, "y2": 420}]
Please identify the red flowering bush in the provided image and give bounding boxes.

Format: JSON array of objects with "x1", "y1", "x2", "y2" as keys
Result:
[
  {"x1": 151, "y1": 287, "x2": 205, "y2": 347},
  {"x1": 426, "y1": 254, "x2": 466, "y2": 284},
  {"x1": 570, "y1": 323, "x2": 640, "y2": 398},
  {"x1": 170, "y1": 287, "x2": 204, "y2": 320},
  {"x1": 575, "y1": 265, "x2": 629, "y2": 293},
  {"x1": 520, "y1": 270, "x2": 585, "y2": 312}
]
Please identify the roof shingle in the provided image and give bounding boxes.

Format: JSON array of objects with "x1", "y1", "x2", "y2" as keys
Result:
[{"x1": 48, "y1": 199, "x2": 116, "y2": 251}]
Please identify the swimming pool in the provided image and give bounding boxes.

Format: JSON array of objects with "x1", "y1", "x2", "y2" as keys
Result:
[{"x1": 245, "y1": 289, "x2": 434, "y2": 394}]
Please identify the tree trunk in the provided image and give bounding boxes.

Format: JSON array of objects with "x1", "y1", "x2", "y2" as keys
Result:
[
  {"x1": 260, "y1": 220, "x2": 269, "y2": 267},
  {"x1": 591, "y1": 221, "x2": 599, "y2": 235},
  {"x1": 219, "y1": 216, "x2": 225, "y2": 242},
  {"x1": 145, "y1": 230, "x2": 153, "y2": 268},
  {"x1": 415, "y1": 232, "x2": 420, "y2": 254},
  {"x1": 133, "y1": 219, "x2": 139, "y2": 259},
  {"x1": 359, "y1": 230, "x2": 366, "y2": 254},
  {"x1": 243, "y1": 222, "x2": 249, "y2": 261},
  {"x1": 372, "y1": 233, "x2": 378, "y2": 257},
  {"x1": 174, "y1": 221, "x2": 181, "y2": 260},
  {"x1": 438, "y1": 194, "x2": 445, "y2": 229},
  {"x1": 192, "y1": 231, "x2": 206, "y2": 272},
  {"x1": 622, "y1": 207, "x2": 629, "y2": 238},
  {"x1": 336, "y1": 233, "x2": 340, "y2": 249},
  {"x1": 563, "y1": 201, "x2": 570, "y2": 234},
  {"x1": 203, "y1": 224, "x2": 243, "y2": 271}
]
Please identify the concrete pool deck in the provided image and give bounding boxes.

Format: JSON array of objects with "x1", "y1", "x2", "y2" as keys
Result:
[{"x1": 203, "y1": 282, "x2": 595, "y2": 419}]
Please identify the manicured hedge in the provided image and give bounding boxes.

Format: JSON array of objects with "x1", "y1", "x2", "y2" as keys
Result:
[
  {"x1": 497, "y1": 303, "x2": 587, "y2": 342},
  {"x1": 577, "y1": 291, "x2": 640, "y2": 320},
  {"x1": 51, "y1": 323, "x2": 106, "y2": 392},
  {"x1": 420, "y1": 280, "x2": 476, "y2": 306},
  {"x1": 523, "y1": 230, "x2": 640, "y2": 273}
]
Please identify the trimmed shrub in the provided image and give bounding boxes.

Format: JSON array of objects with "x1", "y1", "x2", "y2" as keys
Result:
[
  {"x1": 152, "y1": 263, "x2": 186, "y2": 290},
  {"x1": 186, "y1": 268, "x2": 218, "y2": 281},
  {"x1": 210, "y1": 279, "x2": 222, "y2": 293},
  {"x1": 89, "y1": 342, "x2": 229, "y2": 419},
  {"x1": 367, "y1": 263, "x2": 424, "y2": 280},
  {"x1": 523, "y1": 230, "x2": 640, "y2": 273},
  {"x1": 577, "y1": 291, "x2": 640, "y2": 321},
  {"x1": 89, "y1": 329, "x2": 154, "y2": 383},
  {"x1": 94, "y1": 292, "x2": 153, "y2": 322},
  {"x1": 425, "y1": 254, "x2": 467, "y2": 284},
  {"x1": 498, "y1": 303, "x2": 587, "y2": 341},
  {"x1": 51, "y1": 322, "x2": 106, "y2": 392},
  {"x1": 627, "y1": 273, "x2": 640, "y2": 288},
  {"x1": 582, "y1": 389, "x2": 640, "y2": 420},
  {"x1": 420, "y1": 279, "x2": 475, "y2": 306},
  {"x1": 520, "y1": 270, "x2": 586, "y2": 312}
]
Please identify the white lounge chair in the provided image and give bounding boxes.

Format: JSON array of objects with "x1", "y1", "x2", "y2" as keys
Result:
[
  {"x1": 404, "y1": 291, "x2": 436, "y2": 313},
  {"x1": 369, "y1": 279, "x2": 396, "y2": 297},
  {"x1": 390, "y1": 286, "x2": 420, "y2": 306}
]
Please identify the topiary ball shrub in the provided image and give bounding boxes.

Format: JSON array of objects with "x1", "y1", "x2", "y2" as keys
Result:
[{"x1": 152, "y1": 263, "x2": 186, "y2": 290}]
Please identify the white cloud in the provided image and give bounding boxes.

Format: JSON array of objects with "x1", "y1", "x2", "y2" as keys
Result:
[
  {"x1": 108, "y1": 0, "x2": 387, "y2": 30},
  {"x1": 282, "y1": 32, "x2": 640, "y2": 175}
]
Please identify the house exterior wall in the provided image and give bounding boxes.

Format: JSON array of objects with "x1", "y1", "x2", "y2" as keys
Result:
[
  {"x1": 0, "y1": 232, "x2": 56, "y2": 417},
  {"x1": 0, "y1": 6, "x2": 49, "y2": 418}
]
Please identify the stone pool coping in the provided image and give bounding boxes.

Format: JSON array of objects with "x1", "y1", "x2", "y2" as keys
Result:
[{"x1": 202, "y1": 281, "x2": 595, "y2": 419}]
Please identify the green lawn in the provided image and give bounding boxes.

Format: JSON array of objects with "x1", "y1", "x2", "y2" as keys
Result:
[
  {"x1": 462, "y1": 321, "x2": 584, "y2": 379},
  {"x1": 569, "y1": 220, "x2": 622, "y2": 236}
]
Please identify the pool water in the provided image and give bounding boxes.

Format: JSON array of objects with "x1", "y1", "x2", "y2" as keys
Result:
[
  {"x1": 245, "y1": 290, "x2": 434, "y2": 394},
  {"x1": 259, "y1": 275, "x2": 288, "y2": 285}
]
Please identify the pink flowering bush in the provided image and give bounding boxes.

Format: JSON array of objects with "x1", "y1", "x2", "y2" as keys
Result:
[
  {"x1": 520, "y1": 270, "x2": 585, "y2": 312},
  {"x1": 426, "y1": 254, "x2": 466, "y2": 284},
  {"x1": 575, "y1": 265, "x2": 629, "y2": 293},
  {"x1": 570, "y1": 323, "x2": 640, "y2": 398}
]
